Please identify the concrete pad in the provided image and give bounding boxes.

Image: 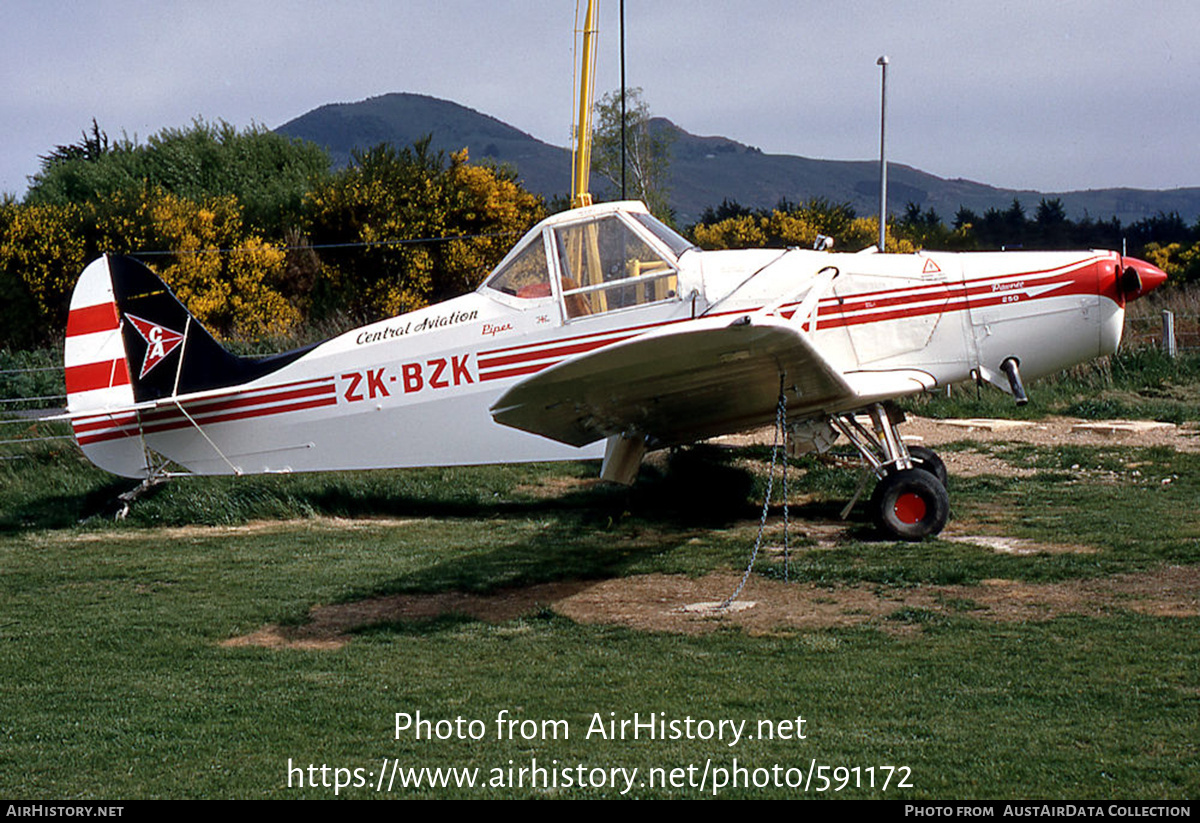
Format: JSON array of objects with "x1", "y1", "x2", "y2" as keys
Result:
[
  {"x1": 947, "y1": 536, "x2": 1044, "y2": 555},
  {"x1": 675, "y1": 601, "x2": 757, "y2": 614},
  {"x1": 937, "y1": 418, "x2": 1041, "y2": 432},
  {"x1": 1071, "y1": 420, "x2": 1176, "y2": 435}
]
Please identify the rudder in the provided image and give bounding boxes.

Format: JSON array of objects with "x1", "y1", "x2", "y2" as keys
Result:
[{"x1": 64, "y1": 256, "x2": 145, "y2": 476}]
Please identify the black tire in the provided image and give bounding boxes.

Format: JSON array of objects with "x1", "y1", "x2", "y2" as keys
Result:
[
  {"x1": 907, "y1": 445, "x2": 948, "y2": 488},
  {"x1": 871, "y1": 468, "x2": 949, "y2": 540}
]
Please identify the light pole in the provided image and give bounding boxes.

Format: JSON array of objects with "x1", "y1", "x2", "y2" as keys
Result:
[{"x1": 877, "y1": 55, "x2": 889, "y2": 250}]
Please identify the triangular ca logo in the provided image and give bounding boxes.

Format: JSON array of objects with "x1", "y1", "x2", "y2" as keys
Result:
[{"x1": 125, "y1": 313, "x2": 185, "y2": 379}]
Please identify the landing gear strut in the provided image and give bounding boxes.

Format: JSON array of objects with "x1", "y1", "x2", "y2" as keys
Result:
[{"x1": 829, "y1": 403, "x2": 949, "y2": 540}]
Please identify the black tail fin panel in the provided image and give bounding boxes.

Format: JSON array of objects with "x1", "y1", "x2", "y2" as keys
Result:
[{"x1": 108, "y1": 255, "x2": 311, "y2": 402}]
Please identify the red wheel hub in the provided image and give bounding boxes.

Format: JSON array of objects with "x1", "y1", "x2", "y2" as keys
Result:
[{"x1": 893, "y1": 492, "x2": 927, "y2": 525}]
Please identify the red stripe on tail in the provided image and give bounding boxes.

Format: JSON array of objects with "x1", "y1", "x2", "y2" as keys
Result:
[
  {"x1": 65, "y1": 359, "x2": 132, "y2": 394},
  {"x1": 66, "y1": 303, "x2": 120, "y2": 337}
]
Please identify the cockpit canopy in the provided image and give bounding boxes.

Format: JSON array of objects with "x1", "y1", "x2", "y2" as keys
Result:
[{"x1": 483, "y1": 202, "x2": 694, "y2": 319}]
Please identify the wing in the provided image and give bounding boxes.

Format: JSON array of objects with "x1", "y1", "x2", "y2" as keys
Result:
[{"x1": 490, "y1": 314, "x2": 934, "y2": 448}]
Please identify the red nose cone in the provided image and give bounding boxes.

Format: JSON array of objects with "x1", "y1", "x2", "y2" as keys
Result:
[{"x1": 1120, "y1": 257, "x2": 1168, "y2": 301}]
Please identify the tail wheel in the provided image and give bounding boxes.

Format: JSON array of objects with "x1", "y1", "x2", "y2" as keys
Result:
[
  {"x1": 907, "y1": 445, "x2": 948, "y2": 488},
  {"x1": 871, "y1": 468, "x2": 949, "y2": 540}
]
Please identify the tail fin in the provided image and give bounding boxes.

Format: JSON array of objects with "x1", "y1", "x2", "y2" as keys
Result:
[
  {"x1": 65, "y1": 256, "x2": 144, "y2": 476},
  {"x1": 65, "y1": 254, "x2": 308, "y2": 477}
]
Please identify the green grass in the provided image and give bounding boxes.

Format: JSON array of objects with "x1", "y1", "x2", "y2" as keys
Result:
[
  {"x1": 0, "y1": 437, "x2": 1197, "y2": 798},
  {"x1": 0, "y1": 348, "x2": 63, "y2": 411},
  {"x1": 903, "y1": 348, "x2": 1200, "y2": 423}
]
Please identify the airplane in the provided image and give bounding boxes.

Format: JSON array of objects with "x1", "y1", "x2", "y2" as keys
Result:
[
  {"x1": 57, "y1": 0, "x2": 1168, "y2": 539},
  {"x1": 61, "y1": 200, "x2": 1167, "y2": 539}
]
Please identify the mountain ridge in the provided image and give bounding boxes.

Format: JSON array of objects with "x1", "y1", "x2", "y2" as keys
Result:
[{"x1": 276, "y1": 92, "x2": 1200, "y2": 226}]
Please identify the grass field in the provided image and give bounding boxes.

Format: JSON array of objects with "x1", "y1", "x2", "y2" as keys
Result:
[
  {"x1": 3, "y1": 282, "x2": 1199, "y2": 800},
  {"x1": 1, "y1": 422, "x2": 1197, "y2": 798}
]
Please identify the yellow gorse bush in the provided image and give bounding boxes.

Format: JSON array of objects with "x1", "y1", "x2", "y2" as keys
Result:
[
  {"x1": 304, "y1": 143, "x2": 546, "y2": 322},
  {"x1": 691, "y1": 205, "x2": 915, "y2": 254},
  {"x1": 0, "y1": 187, "x2": 298, "y2": 345}
]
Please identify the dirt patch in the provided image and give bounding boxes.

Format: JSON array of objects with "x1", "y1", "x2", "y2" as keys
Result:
[
  {"x1": 223, "y1": 566, "x2": 1200, "y2": 648},
  {"x1": 220, "y1": 580, "x2": 592, "y2": 650},
  {"x1": 55, "y1": 516, "x2": 422, "y2": 543},
  {"x1": 552, "y1": 573, "x2": 916, "y2": 635},
  {"x1": 940, "y1": 449, "x2": 1038, "y2": 478},
  {"x1": 554, "y1": 567, "x2": 1199, "y2": 632},
  {"x1": 513, "y1": 476, "x2": 602, "y2": 498},
  {"x1": 906, "y1": 415, "x2": 1200, "y2": 453},
  {"x1": 721, "y1": 415, "x2": 1198, "y2": 479},
  {"x1": 950, "y1": 569, "x2": 1200, "y2": 621}
]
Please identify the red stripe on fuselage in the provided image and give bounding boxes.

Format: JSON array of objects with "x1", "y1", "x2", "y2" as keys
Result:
[
  {"x1": 138, "y1": 382, "x2": 335, "y2": 426},
  {"x1": 479, "y1": 362, "x2": 559, "y2": 381},
  {"x1": 477, "y1": 334, "x2": 638, "y2": 370},
  {"x1": 138, "y1": 396, "x2": 338, "y2": 437},
  {"x1": 72, "y1": 378, "x2": 336, "y2": 445},
  {"x1": 818, "y1": 259, "x2": 1096, "y2": 316},
  {"x1": 76, "y1": 395, "x2": 338, "y2": 445},
  {"x1": 72, "y1": 412, "x2": 138, "y2": 434}
]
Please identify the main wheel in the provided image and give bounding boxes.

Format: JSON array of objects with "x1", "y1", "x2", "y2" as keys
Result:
[
  {"x1": 870, "y1": 468, "x2": 949, "y2": 540},
  {"x1": 907, "y1": 446, "x2": 948, "y2": 488}
]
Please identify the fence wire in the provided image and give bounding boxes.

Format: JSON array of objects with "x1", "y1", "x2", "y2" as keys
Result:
[
  {"x1": 1124, "y1": 312, "x2": 1200, "y2": 352},
  {"x1": 1, "y1": 363, "x2": 68, "y2": 454}
]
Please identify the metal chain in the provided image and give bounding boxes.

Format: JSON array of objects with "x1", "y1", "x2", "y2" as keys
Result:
[
  {"x1": 719, "y1": 384, "x2": 789, "y2": 609},
  {"x1": 779, "y1": 389, "x2": 791, "y2": 583}
]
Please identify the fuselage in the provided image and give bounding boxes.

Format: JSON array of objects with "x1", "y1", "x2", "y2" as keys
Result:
[{"x1": 68, "y1": 202, "x2": 1163, "y2": 478}]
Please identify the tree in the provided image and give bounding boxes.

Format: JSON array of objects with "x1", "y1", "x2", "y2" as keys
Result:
[
  {"x1": 1126, "y1": 211, "x2": 1192, "y2": 250},
  {"x1": 953, "y1": 207, "x2": 978, "y2": 231},
  {"x1": 689, "y1": 198, "x2": 914, "y2": 253},
  {"x1": 590, "y1": 88, "x2": 673, "y2": 221},
  {"x1": 0, "y1": 186, "x2": 300, "y2": 347},
  {"x1": 38, "y1": 118, "x2": 113, "y2": 166},
  {"x1": 698, "y1": 198, "x2": 753, "y2": 225},
  {"x1": 0, "y1": 199, "x2": 88, "y2": 347},
  {"x1": 1034, "y1": 197, "x2": 1067, "y2": 228},
  {"x1": 896, "y1": 202, "x2": 957, "y2": 249},
  {"x1": 1142, "y1": 240, "x2": 1200, "y2": 285},
  {"x1": 1031, "y1": 198, "x2": 1069, "y2": 248},
  {"x1": 304, "y1": 139, "x2": 546, "y2": 321},
  {"x1": 26, "y1": 119, "x2": 330, "y2": 235},
  {"x1": 86, "y1": 187, "x2": 300, "y2": 339}
]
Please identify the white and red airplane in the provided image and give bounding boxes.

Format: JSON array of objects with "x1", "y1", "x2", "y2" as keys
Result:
[{"x1": 61, "y1": 198, "x2": 1166, "y2": 538}]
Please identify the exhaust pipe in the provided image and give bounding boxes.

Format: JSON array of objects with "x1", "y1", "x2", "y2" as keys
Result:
[{"x1": 1000, "y1": 357, "x2": 1028, "y2": 406}]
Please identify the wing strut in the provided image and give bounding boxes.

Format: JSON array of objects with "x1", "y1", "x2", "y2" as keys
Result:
[{"x1": 754, "y1": 265, "x2": 839, "y2": 334}]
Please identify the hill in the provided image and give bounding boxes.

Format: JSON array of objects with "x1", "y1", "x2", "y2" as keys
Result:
[
  {"x1": 276, "y1": 92, "x2": 1200, "y2": 226},
  {"x1": 276, "y1": 93, "x2": 573, "y2": 200}
]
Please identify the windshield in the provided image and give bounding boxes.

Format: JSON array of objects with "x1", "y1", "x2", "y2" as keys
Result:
[
  {"x1": 554, "y1": 215, "x2": 678, "y2": 318},
  {"x1": 483, "y1": 233, "x2": 552, "y2": 299},
  {"x1": 631, "y1": 212, "x2": 695, "y2": 258}
]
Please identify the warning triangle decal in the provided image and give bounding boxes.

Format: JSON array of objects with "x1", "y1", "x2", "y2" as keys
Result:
[
  {"x1": 922, "y1": 258, "x2": 942, "y2": 274},
  {"x1": 126, "y1": 313, "x2": 185, "y2": 379}
]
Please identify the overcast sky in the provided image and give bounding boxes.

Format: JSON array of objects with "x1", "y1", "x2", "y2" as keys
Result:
[{"x1": 3, "y1": 0, "x2": 1197, "y2": 199}]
